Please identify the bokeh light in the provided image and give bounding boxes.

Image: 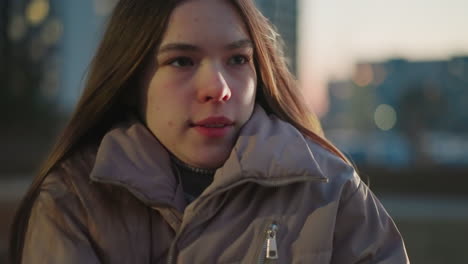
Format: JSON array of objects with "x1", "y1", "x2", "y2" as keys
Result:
[
  {"x1": 40, "y1": 18, "x2": 63, "y2": 46},
  {"x1": 26, "y1": 0, "x2": 50, "y2": 26},
  {"x1": 93, "y1": 0, "x2": 119, "y2": 16},
  {"x1": 8, "y1": 15, "x2": 28, "y2": 42},
  {"x1": 374, "y1": 104, "x2": 397, "y2": 131},
  {"x1": 352, "y1": 63, "x2": 374, "y2": 87}
]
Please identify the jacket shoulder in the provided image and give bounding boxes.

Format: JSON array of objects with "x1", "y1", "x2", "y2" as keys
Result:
[
  {"x1": 306, "y1": 139, "x2": 367, "y2": 206},
  {"x1": 41, "y1": 145, "x2": 98, "y2": 198},
  {"x1": 306, "y1": 140, "x2": 357, "y2": 181},
  {"x1": 36, "y1": 144, "x2": 123, "y2": 221},
  {"x1": 24, "y1": 147, "x2": 102, "y2": 263}
]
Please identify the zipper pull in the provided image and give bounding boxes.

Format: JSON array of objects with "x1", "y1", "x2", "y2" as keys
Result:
[{"x1": 266, "y1": 224, "x2": 279, "y2": 260}]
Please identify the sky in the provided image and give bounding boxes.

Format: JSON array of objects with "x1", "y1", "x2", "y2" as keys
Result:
[{"x1": 298, "y1": 0, "x2": 468, "y2": 116}]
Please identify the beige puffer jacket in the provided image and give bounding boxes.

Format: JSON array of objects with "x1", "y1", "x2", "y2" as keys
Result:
[{"x1": 22, "y1": 106, "x2": 409, "y2": 263}]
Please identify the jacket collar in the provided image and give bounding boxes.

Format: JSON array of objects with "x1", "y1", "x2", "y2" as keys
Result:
[
  {"x1": 89, "y1": 105, "x2": 326, "y2": 208},
  {"x1": 89, "y1": 120, "x2": 186, "y2": 211},
  {"x1": 204, "y1": 105, "x2": 326, "y2": 196}
]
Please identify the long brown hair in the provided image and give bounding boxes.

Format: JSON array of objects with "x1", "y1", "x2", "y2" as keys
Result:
[
  {"x1": 9, "y1": 0, "x2": 349, "y2": 263},
  {"x1": 233, "y1": 0, "x2": 349, "y2": 159}
]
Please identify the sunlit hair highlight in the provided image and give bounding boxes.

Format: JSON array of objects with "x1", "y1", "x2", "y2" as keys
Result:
[{"x1": 233, "y1": 0, "x2": 350, "y2": 162}]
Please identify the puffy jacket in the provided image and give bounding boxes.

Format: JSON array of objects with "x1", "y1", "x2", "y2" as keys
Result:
[{"x1": 22, "y1": 106, "x2": 409, "y2": 263}]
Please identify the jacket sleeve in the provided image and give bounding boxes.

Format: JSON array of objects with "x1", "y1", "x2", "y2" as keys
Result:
[
  {"x1": 22, "y1": 175, "x2": 101, "y2": 264},
  {"x1": 331, "y1": 172, "x2": 410, "y2": 264}
]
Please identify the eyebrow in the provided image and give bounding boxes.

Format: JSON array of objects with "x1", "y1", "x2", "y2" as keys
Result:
[
  {"x1": 225, "y1": 39, "x2": 254, "y2": 50},
  {"x1": 158, "y1": 39, "x2": 253, "y2": 55}
]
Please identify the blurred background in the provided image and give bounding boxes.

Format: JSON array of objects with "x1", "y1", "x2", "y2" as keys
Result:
[{"x1": 1, "y1": 0, "x2": 467, "y2": 263}]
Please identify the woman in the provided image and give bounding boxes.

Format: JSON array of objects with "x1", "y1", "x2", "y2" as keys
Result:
[{"x1": 10, "y1": 0, "x2": 409, "y2": 263}]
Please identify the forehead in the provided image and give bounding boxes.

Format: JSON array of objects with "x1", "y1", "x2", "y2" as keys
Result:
[{"x1": 160, "y1": 0, "x2": 250, "y2": 47}]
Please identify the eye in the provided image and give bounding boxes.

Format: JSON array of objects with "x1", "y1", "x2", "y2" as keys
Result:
[
  {"x1": 228, "y1": 55, "x2": 250, "y2": 65},
  {"x1": 168, "y1": 57, "x2": 194, "y2": 67}
]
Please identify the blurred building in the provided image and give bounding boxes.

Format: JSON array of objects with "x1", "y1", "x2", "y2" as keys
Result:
[
  {"x1": 0, "y1": 0, "x2": 72, "y2": 176},
  {"x1": 1, "y1": 0, "x2": 62, "y2": 120},
  {"x1": 323, "y1": 56, "x2": 468, "y2": 167},
  {"x1": 255, "y1": 0, "x2": 298, "y2": 74},
  {"x1": 1, "y1": 0, "x2": 118, "y2": 115}
]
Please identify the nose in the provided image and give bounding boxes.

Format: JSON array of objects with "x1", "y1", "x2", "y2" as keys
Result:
[{"x1": 196, "y1": 63, "x2": 232, "y2": 103}]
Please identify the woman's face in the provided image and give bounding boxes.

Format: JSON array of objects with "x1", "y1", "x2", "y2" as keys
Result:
[{"x1": 141, "y1": 0, "x2": 257, "y2": 169}]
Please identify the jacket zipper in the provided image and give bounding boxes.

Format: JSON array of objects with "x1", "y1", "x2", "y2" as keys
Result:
[
  {"x1": 167, "y1": 245, "x2": 175, "y2": 264},
  {"x1": 258, "y1": 222, "x2": 279, "y2": 264},
  {"x1": 166, "y1": 221, "x2": 185, "y2": 264}
]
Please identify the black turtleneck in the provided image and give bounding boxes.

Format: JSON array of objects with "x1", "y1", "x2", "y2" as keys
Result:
[{"x1": 170, "y1": 156, "x2": 216, "y2": 203}]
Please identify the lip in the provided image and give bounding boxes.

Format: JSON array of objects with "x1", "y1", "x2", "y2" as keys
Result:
[
  {"x1": 192, "y1": 116, "x2": 234, "y2": 126},
  {"x1": 191, "y1": 116, "x2": 234, "y2": 138}
]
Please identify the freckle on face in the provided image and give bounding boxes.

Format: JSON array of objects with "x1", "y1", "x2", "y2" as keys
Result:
[{"x1": 168, "y1": 121, "x2": 174, "y2": 127}]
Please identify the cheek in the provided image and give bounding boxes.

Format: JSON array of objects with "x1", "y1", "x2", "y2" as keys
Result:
[
  {"x1": 143, "y1": 83, "x2": 170, "y2": 127},
  {"x1": 148, "y1": 74, "x2": 192, "y2": 104},
  {"x1": 146, "y1": 76, "x2": 180, "y2": 110},
  {"x1": 144, "y1": 81, "x2": 185, "y2": 127},
  {"x1": 145, "y1": 92, "x2": 161, "y2": 115},
  {"x1": 232, "y1": 78, "x2": 256, "y2": 124},
  {"x1": 230, "y1": 68, "x2": 257, "y2": 102},
  {"x1": 238, "y1": 77, "x2": 257, "y2": 104}
]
